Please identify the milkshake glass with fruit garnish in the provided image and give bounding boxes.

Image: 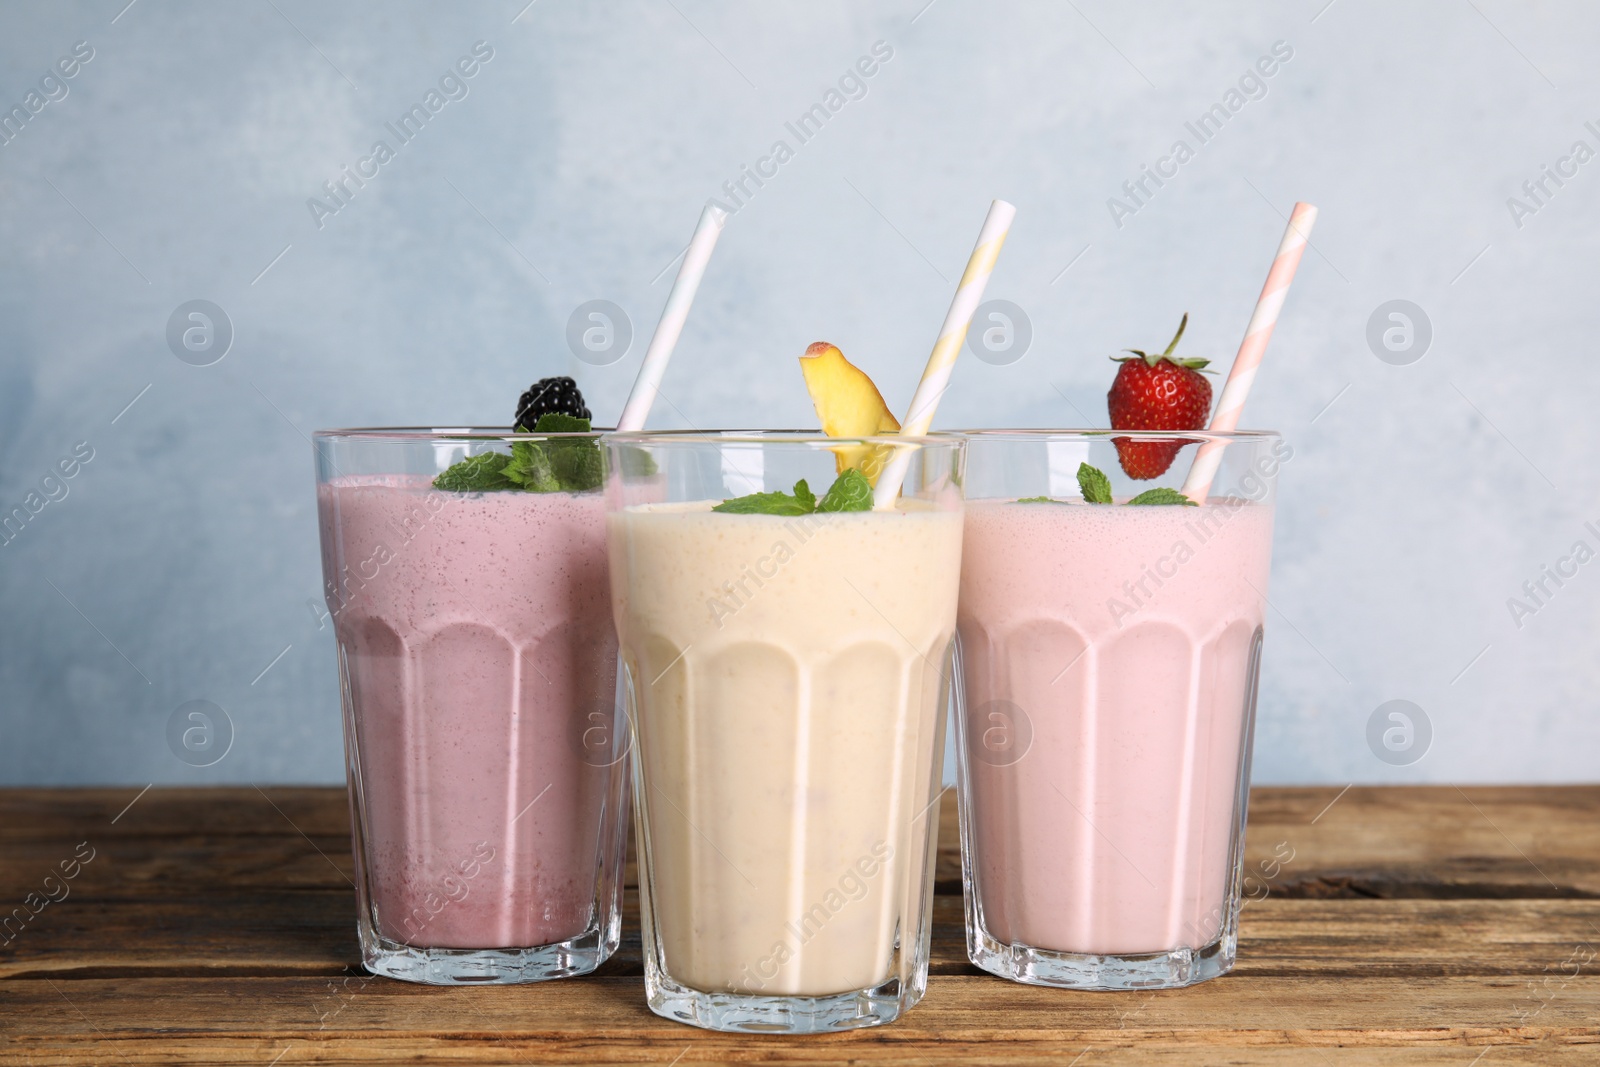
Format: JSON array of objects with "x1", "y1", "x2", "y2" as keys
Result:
[
  {"x1": 957, "y1": 202, "x2": 1320, "y2": 988},
  {"x1": 605, "y1": 431, "x2": 965, "y2": 1033},
  {"x1": 314, "y1": 379, "x2": 629, "y2": 984},
  {"x1": 953, "y1": 429, "x2": 1284, "y2": 989}
]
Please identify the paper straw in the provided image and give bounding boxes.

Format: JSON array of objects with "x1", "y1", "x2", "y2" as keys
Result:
[
  {"x1": 873, "y1": 199, "x2": 1017, "y2": 509},
  {"x1": 615, "y1": 202, "x2": 729, "y2": 432},
  {"x1": 1180, "y1": 202, "x2": 1317, "y2": 502}
]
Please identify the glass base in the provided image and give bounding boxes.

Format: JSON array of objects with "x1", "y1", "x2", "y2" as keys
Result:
[
  {"x1": 359, "y1": 917, "x2": 616, "y2": 985},
  {"x1": 646, "y1": 971, "x2": 923, "y2": 1034},
  {"x1": 970, "y1": 927, "x2": 1235, "y2": 990}
]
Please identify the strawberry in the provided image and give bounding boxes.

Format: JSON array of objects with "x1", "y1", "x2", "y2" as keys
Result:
[{"x1": 1107, "y1": 313, "x2": 1213, "y2": 480}]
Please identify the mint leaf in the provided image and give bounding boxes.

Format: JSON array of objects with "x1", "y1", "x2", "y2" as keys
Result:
[
  {"x1": 504, "y1": 440, "x2": 559, "y2": 492},
  {"x1": 713, "y1": 479, "x2": 816, "y2": 516},
  {"x1": 817, "y1": 469, "x2": 872, "y2": 512},
  {"x1": 1077, "y1": 463, "x2": 1113, "y2": 505},
  {"x1": 1016, "y1": 495, "x2": 1070, "y2": 504},
  {"x1": 713, "y1": 470, "x2": 873, "y2": 515},
  {"x1": 546, "y1": 438, "x2": 602, "y2": 491},
  {"x1": 434, "y1": 451, "x2": 519, "y2": 492},
  {"x1": 1128, "y1": 487, "x2": 1198, "y2": 506},
  {"x1": 619, "y1": 448, "x2": 659, "y2": 477},
  {"x1": 436, "y1": 415, "x2": 604, "y2": 495},
  {"x1": 524, "y1": 413, "x2": 602, "y2": 492},
  {"x1": 530, "y1": 413, "x2": 591, "y2": 434}
]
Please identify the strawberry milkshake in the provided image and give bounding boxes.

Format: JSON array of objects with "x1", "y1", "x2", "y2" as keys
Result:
[{"x1": 955, "y1": 430, "x2": 1283, "y2": 989}]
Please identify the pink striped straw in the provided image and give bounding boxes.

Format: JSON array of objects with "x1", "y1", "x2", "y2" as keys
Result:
[{"x1": 1181, "y1": 201, "x2": 1318, "y2": 502}]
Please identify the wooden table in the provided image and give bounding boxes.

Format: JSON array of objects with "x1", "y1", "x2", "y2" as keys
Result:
[{"x1": 2, "y1": 786, "x2": 1597, "y2": 1064}]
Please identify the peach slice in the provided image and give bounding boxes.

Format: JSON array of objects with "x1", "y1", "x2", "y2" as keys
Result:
[{"x1": 799, "y1": 342, "x2": 900, "y2": 483}]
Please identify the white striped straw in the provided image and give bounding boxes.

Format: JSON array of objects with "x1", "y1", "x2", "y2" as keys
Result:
[
  {"x1": 616, "y1": 202, "x2": 729, "y2": 431},
  {"x1": 1181, "y1": 202, "x2": 1317, "y2": 502},
  {"x1": 873, "y1": 199, "x2": 1017, "y2": 509}
]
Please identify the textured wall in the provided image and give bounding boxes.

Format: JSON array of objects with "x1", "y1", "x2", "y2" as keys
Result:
[{"x1": 0, "y1": 0, "x2": 1594, "y2": 785}]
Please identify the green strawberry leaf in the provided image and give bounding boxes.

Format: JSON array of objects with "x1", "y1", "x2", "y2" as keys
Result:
[
  {"x1": 1015, "y1": 495, "x2": 1070, "y2": 504},
  {"x1": 1077, "y1": 463, "x2": 1113, "y2": 505},
  {"x1": 1162, "y1": 312, "x2": 1189, "y2": 358},
  {"x1": 1117, "y1": 313, "x2": 1210, "y2": 369},
  {"x1": 816, "y1": 469, "x2": 872, "y2": 512},
  {"x1": 433, "y1": 451, "x2": 520, "y2": 492},
  {"x1": 712, "y1": 479, "x2": 817, "y2": 515},
  {"x1": 1128, "y1": 487, "x2": 1199, "y2": 506}
]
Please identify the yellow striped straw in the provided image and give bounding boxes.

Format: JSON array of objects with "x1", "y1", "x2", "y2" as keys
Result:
[{"x1": 873, "y1": 199, "x2": 1016, "y2": 509}]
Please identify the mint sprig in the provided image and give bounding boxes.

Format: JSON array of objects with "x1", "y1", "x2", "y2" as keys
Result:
[
  {"x1": 433, "y1": 414, "x2": 601, "y2": 494},
  {"x1": 503, "y1": 439, "x2": 558, "y2": 491},
  {"x1": 1077, "y1": 462, "x2": 1113, "y2": 504},
  {"x1": 433, "y1": 451, "x2": 520, "y2": 492},
  {"x1": 1051, "y1": 462, "x2": 1200, "y2": 506},
  {"x1": 618, "y1": 448, "x2": 660, "y2": 477},
  {"x1": 712, "y1": 479, "x2": 815, "y2": 515},
  {"x1": 1128, "y1": 487, "x2": 1198, "y2": 506},
  {"x1": 520, "y1": 413, "x2": 588, "y2": 434},
  {"x1": 817, "y1": 469, "x2": 872, "y2": 512},
  {"x1": 713, "y1": 469, "x2": 873, "y2": 516}
]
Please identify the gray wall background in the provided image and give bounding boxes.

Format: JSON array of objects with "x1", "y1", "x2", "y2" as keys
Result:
[{"x1": 1, "y1": 0, "x2": 1595, "y2": 786}]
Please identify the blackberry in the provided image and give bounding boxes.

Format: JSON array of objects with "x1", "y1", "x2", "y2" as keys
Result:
[{"x1": 514, "y1": 377, "x2": 590, "y2": 429}]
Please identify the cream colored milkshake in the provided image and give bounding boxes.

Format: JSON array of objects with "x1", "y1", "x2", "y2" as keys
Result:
[{"x1": 608, "y1": 502, "x2": 962, "y2": 998}]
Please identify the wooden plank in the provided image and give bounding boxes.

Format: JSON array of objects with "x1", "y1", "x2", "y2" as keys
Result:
[
  {"x1": 5, "y1": 1044, "x2": 1596, "y2": 1066},
  {"x1": 6, "y1": 786, "x2": 1598, "y2": 899},
  {"x1": 1241, "y1": 786, "x2": 1600, "y2": 898},
  {"x1": 1, "y1": 975, "x2": 1596, "y2": 1062},
  {"x1": 0, "y1": 831, "x2": 355, "y2": 901},
  {"x1": 0, "y1": 787, "x2": 353, "y2": 840},
  {"x1": 4, "y1": 786, "x2": 1599, "y2": 1061},
  {"x1": 1233, "y1": 897, "x2": 1600, "y2": 977},
  {"x1": 5, "y1": 892, "x2": 1599, "y2": 983}
]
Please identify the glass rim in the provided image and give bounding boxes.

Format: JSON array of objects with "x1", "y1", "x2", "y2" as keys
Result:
[
  {"x1": 313, "y1": 426, "x2": 612, "y2": 441},
  {"x1": 602, "y1": 428, "x2": 956, "y2": 447},
  {"x1": 943, "y1": 428, "x2": 1281, "y2": 442}
]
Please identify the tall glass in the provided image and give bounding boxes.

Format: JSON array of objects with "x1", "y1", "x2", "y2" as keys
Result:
[
  {"x1": 314, "y1": 428, "x2": 629, "y2": 984},
  {"x1": 952, "y1": 429, "x2": 1284, "y2": 989},
  {"x1": 604, "y1": 432, "x2": 965, "y2": 1033}
]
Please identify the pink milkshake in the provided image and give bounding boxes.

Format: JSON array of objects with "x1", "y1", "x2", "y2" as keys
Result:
[
  {"x1": 954, "y1": 430, "x2": 1282, "y2": 989},
  {"x1": 315, "y1": 429, "x2": 628, "y2": 984}
]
